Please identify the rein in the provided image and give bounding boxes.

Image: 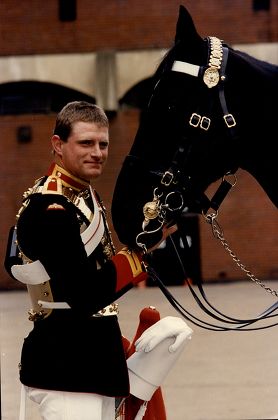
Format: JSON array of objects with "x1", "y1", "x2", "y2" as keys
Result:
[
  {"x1": 142, "y1": 187, "x2": 278, "y2": 331},
  {"x1": 135, "y1": 36, "x2": 278, "y2": 330},
  {"x1": 147, "y1": 264, "x2": 278, "y2": 332}
]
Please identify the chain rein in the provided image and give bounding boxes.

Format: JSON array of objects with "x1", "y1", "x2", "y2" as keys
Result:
[{"x1": 204, "y1": 211, "x2": 278, "y2": 298}]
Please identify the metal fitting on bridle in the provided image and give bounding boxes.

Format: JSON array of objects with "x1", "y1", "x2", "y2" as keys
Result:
[{"x1": 135, "y1": 185, "x2": 184, "y2": 250}]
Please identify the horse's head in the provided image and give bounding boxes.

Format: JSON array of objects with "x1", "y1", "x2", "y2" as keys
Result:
[{"x1": 112, "y1": 5, "x2": 278, "y2": 248}]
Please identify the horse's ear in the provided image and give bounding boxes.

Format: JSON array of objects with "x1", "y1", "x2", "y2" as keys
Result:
[{"x1": 175, "y1": 5, "x2": 203, "y2": 45}]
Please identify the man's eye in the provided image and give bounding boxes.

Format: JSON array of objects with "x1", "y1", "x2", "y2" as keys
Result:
[{"x1": 100, "y1": 142, "x2": 109, "y2": 149}]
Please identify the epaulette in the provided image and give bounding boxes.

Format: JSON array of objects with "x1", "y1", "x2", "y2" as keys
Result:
[
  {"x1": 22, "y1": 176, "x2": 63, "y2": 200},
  {"x1": 21, "y1": 176, "x2": 94, "y2": 223}
]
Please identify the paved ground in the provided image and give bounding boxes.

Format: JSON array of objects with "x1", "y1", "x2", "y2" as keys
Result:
[{"x1": 1, "y1": 281, "x2": 278, "y2": 420}]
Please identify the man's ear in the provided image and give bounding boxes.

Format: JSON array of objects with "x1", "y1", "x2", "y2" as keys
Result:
[{"x1": 51, "y1": 135, "x2": 63, "y2": 156}]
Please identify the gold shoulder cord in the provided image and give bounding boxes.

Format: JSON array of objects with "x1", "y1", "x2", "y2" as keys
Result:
[
  {"x1": 96, "y1": 195, "x2": 116, "y2": 260},
  {"x1": 203, "y1": 36, "x2": 223, "y2": 88}
]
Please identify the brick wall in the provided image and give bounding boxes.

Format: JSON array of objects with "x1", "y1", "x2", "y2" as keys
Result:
[
  {"x1": 0, "y1": 0, "x2": 277, "y2": 56},
  {"x1": 0, "y1": 114, "x2": 55, "y2": 288}
]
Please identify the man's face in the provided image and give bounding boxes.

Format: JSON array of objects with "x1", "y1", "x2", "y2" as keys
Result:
[{"x1": 52, "y1": 121, "x2": 109, "y2": 181}]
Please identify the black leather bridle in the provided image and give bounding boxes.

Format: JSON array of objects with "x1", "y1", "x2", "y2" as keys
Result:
[
  {"x1": 136, "y1": 37, "x2": 238, "y2": 244},
  {"x1": 162, "y1": 37, "x2": 239, "y2": 216}
]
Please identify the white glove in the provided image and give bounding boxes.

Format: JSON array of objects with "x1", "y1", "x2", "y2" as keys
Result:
[{"x1": 135, "y1": 316, "x2": 193, "y2": 354}]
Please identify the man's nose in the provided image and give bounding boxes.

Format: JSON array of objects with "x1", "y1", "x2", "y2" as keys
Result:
[{"x1": 90, "y1": 144, "x2": 102, "y2": 158}]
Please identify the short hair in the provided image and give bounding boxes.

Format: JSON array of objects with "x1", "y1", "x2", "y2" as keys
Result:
[{"x1": 53, "y1": 101, "x2": 109, "y2": 141}]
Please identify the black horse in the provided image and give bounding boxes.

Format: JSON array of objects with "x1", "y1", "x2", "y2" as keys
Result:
[
  {"x1": 111, "y1": 6, "x2": 278, "y2": 330},
  {"x1": 112, "y1": 5, "x2": 278, "y2": 252}
]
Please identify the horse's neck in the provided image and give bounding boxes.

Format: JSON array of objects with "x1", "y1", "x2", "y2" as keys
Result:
[
  {"x1": 240, "y1": 110, "x2": 277, "y2": 209},
  {"x1": 234, "y1": 55, "x2": 278, "y2": 209},
  {"x1": 244, "y1": 158, "x2": 278, "y2": 209}
]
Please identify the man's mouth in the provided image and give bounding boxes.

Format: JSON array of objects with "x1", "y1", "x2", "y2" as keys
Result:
[{"x1": 85, "y1": 161, "x2": 102, "y2": 166}]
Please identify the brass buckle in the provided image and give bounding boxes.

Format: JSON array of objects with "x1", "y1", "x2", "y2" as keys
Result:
[
  {"x1": 161, "y1": 171, "x2": 174, "y2": 186},
  {"x1": 223, "y1": 114, "x2": 236, "y2": 128},
  {"x1": 28, "y1": 309, "x2": 45, "y2": 322},
  {"x1": 189, "y1": 113, "x2": 201, "y2": 127},
  {"x1": 200, "y1": 116, "x2": 211, "y2": 131}
]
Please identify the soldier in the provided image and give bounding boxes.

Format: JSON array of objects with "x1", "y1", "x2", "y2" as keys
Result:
[{"x1": 6, "y1": 101, "x2": 176, "y2": 420}]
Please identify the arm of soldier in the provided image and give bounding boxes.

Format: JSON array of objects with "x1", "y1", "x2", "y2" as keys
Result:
[
  {"x1": 38, "y1": 201, "x2": 151, "y2": 311},
  {"x1": 111, "y1": 224, "x2": 177, "y2": 292},
  {"x1": 111, "y1": 248, "x2": 147, "y2": 292}
]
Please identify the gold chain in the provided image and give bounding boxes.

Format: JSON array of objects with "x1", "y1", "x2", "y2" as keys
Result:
[
  {"x1": 204, "y1": 212, "x2": 278, "y2": 298},
  {"x1": 203, "y1": 36, "x2": 223, "y2": 88}
]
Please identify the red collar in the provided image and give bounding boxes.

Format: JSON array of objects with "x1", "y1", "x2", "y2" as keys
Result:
[{"x1": 47, "y1": 163, "x2": 90, "y2": 192}]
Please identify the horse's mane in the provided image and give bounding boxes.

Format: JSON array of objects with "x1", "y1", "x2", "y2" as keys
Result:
[{"x1": 232, "y1": 48, "x2": 278, "y2": 82}]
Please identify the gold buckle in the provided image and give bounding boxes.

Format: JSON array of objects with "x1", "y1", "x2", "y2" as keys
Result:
[
  {"x1": 93, "y1": 303, "x2": 119, "y2": 317},
  {"x1": 223, "y1": 114, "x2": 236, "y2": 128},
  {"x1": 189, "y1": 113, "x2": 201, "y2": 127},
  {"x1": 200, "y1": 116, "x2": 211, "y2": 131},
  {"x1": 161, "y1": 170, "x2": 174, "y2": 186},
  {"x1": 28, "y1": 309, "x2": 45, "y2": 321}
]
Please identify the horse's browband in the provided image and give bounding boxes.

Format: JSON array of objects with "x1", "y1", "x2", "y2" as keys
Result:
[
  {"x1": 172, "y1": 36, "x2": 224, "y2": 88},
  {"x1": 172, "y1": 60, "x2": 200, "y2": 77}
]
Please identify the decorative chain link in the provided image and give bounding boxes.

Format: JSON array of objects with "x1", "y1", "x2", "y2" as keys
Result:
[{"x1": 204, "y1": 212, "x2": 278, "y2": 298}]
